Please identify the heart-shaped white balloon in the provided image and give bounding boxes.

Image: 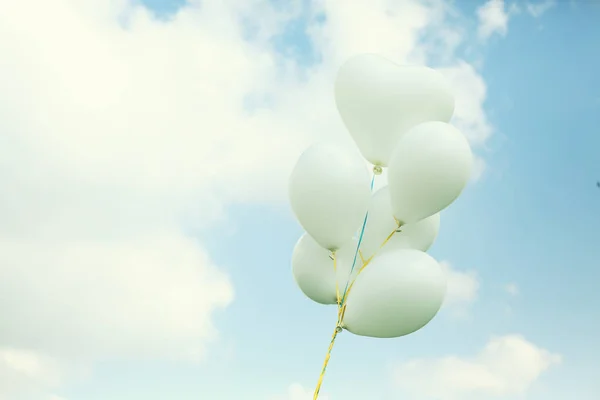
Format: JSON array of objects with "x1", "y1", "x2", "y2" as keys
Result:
[
  {"x1": 342, "y1": 249, "x2": 446, "y2": 338},
  {"x1": 292, "y1": 234, "x2": 361, "y2": 305},
  {"x1": 334, "y1": 53, "x2": 455, "y2": 167}
]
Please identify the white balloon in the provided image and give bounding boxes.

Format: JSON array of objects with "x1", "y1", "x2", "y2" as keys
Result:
[
  {"x1": 388, "y1": 121, "x2": 473, "y2": 225},
  {"x1": 343, "y1": 249, "x2": 446, "y2": 338},
  {"x1": 334, "y1": 54, "x2": 455, "y2": 167},
  {"x1": 292, "y1": 234, "x2": 361, "y2": 305},
  {"x1": 289, "y1": 142, "x2": 371, "y2": 251},
  {"x1": 360, "y1": 186, "x2": 440, "y2": 261}
]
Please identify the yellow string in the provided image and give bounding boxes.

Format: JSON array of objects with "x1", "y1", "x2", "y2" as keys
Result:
[
  {"x1": 312, "y1": 221, "x2": 402, "y2": 399},
  {"x1": 312, "y1": 324, "x2": 341, "y2": 400},
  {"x1": 332, "y1": 252, "x2": 341, "y2": 307},
  {"x1": 311, "y1": 255, "x2": 346, "y2": 400},
  {"x1": 344, "y1": 222, "x2": 401, "y2": 302},
  {"x1": 358, "y1": 222, "x2": 400, "y2": 275}
]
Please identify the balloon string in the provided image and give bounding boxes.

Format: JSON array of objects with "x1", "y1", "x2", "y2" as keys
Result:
[
  {"x1": 313, "y1": 295, "x2": 347, "y2": 400},
  {"x1": 339, "y1": 173, "x2": 376, "y2": 306},
  {"x1": 343, "y1": 221, "x2": 401, "y2": 307},
  {"x1": 358, "y1": 249, "x2": 365, "y2": 264},
  {"x1": 312, "y1": 322, "x2": 342, "y2": 400},
  {"x1": 312, "y1": 222, "x2": 400, "y2": 400},
  {"x1": 332, "y1": 252, "x2": 341, "y2": 307}
]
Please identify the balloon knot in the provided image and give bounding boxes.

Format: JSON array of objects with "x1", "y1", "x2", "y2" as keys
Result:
[{"x1": 373, "y1": 165, "x2": 383, "y2": 175}]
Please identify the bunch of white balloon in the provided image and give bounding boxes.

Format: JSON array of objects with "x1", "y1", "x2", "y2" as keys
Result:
[{"x1": 288, "y1": 54, "x2": 473, "y2": 399}]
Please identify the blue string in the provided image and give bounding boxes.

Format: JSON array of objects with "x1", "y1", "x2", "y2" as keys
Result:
[{"x1": 340, "y1": 173, "x2": 375, "y2": 304}]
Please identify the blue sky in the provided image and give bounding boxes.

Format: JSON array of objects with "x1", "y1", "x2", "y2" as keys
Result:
[{"x1": 1, "y1": 1, "x2": 599, "y2": 400}]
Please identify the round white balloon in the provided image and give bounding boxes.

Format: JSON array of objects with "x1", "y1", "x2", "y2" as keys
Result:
[
  {"x1": 360, "y1": 186, "x2": 440, "y2": 261},
  {"x1": 292, "y1": 234, "x2": 362, "y2": 305},
  {"x1": 334, "y1": 53, "x2": 455, "y2": 167},
  {"x1": 289, "y1": 142, "x2": 371, "y2": 251},
  {"x1": 342, "y1": 249, "x2": 446, "y2": 338},
  {"x1": 388, "y1": 121, "x2": 473, "y2": 225}
]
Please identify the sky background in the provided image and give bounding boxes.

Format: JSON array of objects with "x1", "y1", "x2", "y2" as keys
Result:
[{"x1": 0, "y1": 0, "x2": 599, "y2": 399}]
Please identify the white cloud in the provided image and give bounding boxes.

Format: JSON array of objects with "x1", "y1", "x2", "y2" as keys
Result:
[
  {"x1": 0, "y1": 235, "x2": 233, "y2": 361},
  {"x1": 0, "y1": 347, "x2": 76, "y2": 399},
  {"x1": 393, "y1": 335, "x2": 561, "y2": 400},
  {"x1": 272, "y1": 383, "x2": 330, "y2": 400},
  {"x1": 440, "y1": 62, "x2": 493, "y2": 145},
  {"x1": 440, "y1": 262, "x2": 480, "y2": 314},
  {"x1": 308, "y1": 0, "x2": 433, "y2": 68},
  {"x1": 471, "y1": 155, "x2": 487, "y2": 182},
  {"x1": 477, "y1": 0, "x2": 509, "y2": 39},
  {"x1": 526, "y1": 0, "x2": 556, "y2": 18},
  {"x1": 0, "y1": 0, "x2": 499, "y2": 397},
  {"x1": 506, "y1": 282, "x2": 519, "y2": 296}
]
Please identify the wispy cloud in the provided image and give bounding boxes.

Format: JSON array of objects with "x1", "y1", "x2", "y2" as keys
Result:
[
  {"x1": 440, "y1": 261, "x2": 480, "y2": 317},
  {"x1": 477, "y1": 0, "x2": 510, "y2": 39},
  {"x1": 526, "y1": 0, "x2": 556, "y2": 18},
  {"x1": 506, "y1": 282, "x2": 520, "y2": 296},
  {"x1": 393, "y1": 335, "x2": 561, "y2": 400}
]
